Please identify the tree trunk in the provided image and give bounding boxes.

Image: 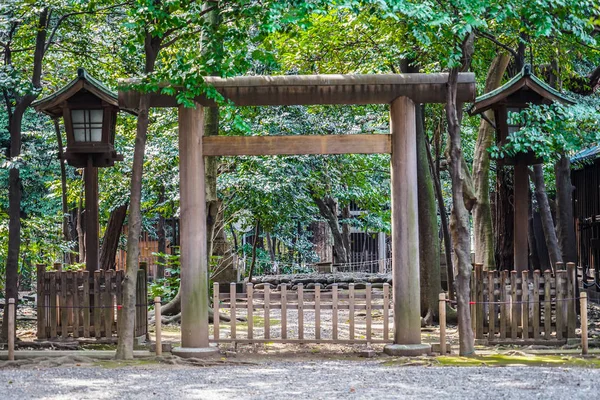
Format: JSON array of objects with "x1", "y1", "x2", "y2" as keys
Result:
[
  {"x1": 528, "y1": 188, "x2": 541, "y2": 271},
  {"x1": 99, "y1": 204, "x2": 128, "y2": 270},
  {"x1": 555, "y1": 155, "x2": 577, "y2": 262},
  {"x1": 115, "y1": 33, "x2": 160, "y2": 360},
  {"x1": 341, "y1": 203, "x2": 351, "y2": 259},
  {"x1": 531, "y1": 165, "x2": 563, "y2": 270},
  {"x1": 54, "y1": 118, "x2": 72, "y2": 264},
  {"x1": 472, "y1": 53, "x2": 510, "y2": 270},
  {"x1": 248, "y1": 220, "x2": 260, "y2": 282},
  {"x1": 445, "y1": 34, "x2": 475, "y2": 356},
  {"x1": 417, "y1": 104, "x2": 441, "y2": 322},
  {"x1": 494, "y1": 167, "x2": 514, "y2": 271},
  {"x1": 312, "y1": 195, "x2": 349, "y2": 264}
]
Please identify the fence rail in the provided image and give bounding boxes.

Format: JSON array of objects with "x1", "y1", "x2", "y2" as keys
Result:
[
  {"x1": 36, "y1": 264, "x2": 148, "y2": 340},
  {"x1": 212, "y1": 282, "x2": 392, "y2": 344},
  {"x1": 470, "y1": 263, "x2": 578, "y2": 342}
]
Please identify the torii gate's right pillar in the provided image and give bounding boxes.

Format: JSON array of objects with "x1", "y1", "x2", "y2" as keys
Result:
[{"x1": 384, "y1": 96, "x2": 431, "y2": 356}]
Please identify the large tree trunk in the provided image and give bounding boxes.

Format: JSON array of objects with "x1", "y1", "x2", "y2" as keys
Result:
[
  {"x1": 416, "y1": 104, "x2": 441, "y2": 322},
  {"x1": 555, "y1": 155, "x2": 577, "y2": 262},
  {"x1": 99, "y1": 204, "x2": 128, "y2": 270},
  {"x1": 531, "y1": 165, "x2": 563, "y2": 270},
  {"x1": 115, "y1": 33, "x2": 160, "y2": 360},
  {"x1": 472, "y1": 53, "x2": 510, "y2": 270},
  {"x1": 312, "y1": 195, "x2": 349, "y2": 264},
  {"x1": 445, "y1": 34, "x2": 475, "y2": 356}
]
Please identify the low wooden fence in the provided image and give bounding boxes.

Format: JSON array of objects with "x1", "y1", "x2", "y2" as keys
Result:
[
  {"x1": 212, "y1": 282, "x2": 393, "y2": 343},
  {"x1": 470, "y1": 263, "x2": 578, "y2": 343},
  {"x1": 36, "y1": 264, "x2": 148, "y2": 340}
]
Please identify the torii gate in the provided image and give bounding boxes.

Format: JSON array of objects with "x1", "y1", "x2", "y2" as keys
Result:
[{"x1": 119, "y1": 73, "x2": 476, "y2": 357}]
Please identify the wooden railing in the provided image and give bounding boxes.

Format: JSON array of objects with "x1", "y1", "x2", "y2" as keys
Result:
[
  {"x1": 36, "y1": 264, "x2": 148, "y2": 340},
  {"x1": 212, "y1": 282, "x2": 393, "y2": 343},
  {"x1": 470, "y1": 263, "x2": 578, "y2": 343}
]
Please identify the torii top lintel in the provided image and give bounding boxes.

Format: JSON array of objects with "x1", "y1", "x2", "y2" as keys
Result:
[{"x1": 118, "y1": 73, "x2": 476, "y2": 108}]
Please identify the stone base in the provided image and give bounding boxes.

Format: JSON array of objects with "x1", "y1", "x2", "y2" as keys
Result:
[
  {"x1": 171, "y1": 346, "x2": 219, "y2": 358},
  {"x1": 383, "y1": 343, "x2": 431, "y2": 357}
]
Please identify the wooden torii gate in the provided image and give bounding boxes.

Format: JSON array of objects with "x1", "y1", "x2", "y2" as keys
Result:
[{"x1": 120, "y1": 73, "x2": 476, "y2": 357}]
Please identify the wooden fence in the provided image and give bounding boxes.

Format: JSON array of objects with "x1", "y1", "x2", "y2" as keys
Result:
[
  {"x1": 470, "y1": 263, "x2": 578, "y2": 343},
  {"x1": 36, "y1": 264, "x2": 148, "y2": 340},
  {"x1": 212, "y1": 282, "x2": 393, "y2": 343}
]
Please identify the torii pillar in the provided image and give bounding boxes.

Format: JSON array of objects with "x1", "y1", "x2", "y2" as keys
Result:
[
  {"x1": 172, "y1": 103, "x2": 218, "y2": 357},
  {"x1": 384, "y1": 96, "x2": 431, "y2": 356}
]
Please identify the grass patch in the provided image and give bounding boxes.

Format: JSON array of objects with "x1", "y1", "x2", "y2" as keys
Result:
[{"x1": 437, "y1": 354, "x2": 600, "y2": 368}]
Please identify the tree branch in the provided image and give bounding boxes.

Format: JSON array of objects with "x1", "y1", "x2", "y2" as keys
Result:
[{"x1": 474, "y1": 29, "x2": 518, "y2": 59}]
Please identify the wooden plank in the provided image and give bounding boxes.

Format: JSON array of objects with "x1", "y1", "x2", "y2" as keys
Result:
[
  {"x1": 566, "y1": 262, "x2": 576, "y2": 338},
  {"x1": 72, "y1": 272, "x2": 80, "y2": 338},
  {"x1": 298, "y1": 284, "x2": 304, "y2": 341},
  {"x1": 499, "y1": 270, "x2": 507, "y2": 339},
  {"x1": 511, "y1": 271, "x2": 518, "y2": 340},
  {"x1": 366, "y1": 283, "x2": 372, "y2": 342},
  {"x1": 114, "y1": 270, "x2": 122, "y2": 335},
  {"x1": 36, "y1": 265, "x2": 46, "y2": 339},
  {"x1": 475, "y1": 264, "x2": 484, "y2": 339},
  {"x1": 213, "y1": 283, "x2": 220, "y2": 340},
  {"x1": 264, "y1": 285, "x2": 270, "y2": 340},
  {"x1": 281, "y1": 285, "x2": 287, "y2": 340},
  {"x1": 521, "y1": 271, "x2": 529, "y2": 340},
  {"x1": 556, "y1": 271, "x2": 564, "y2": 340},
  {"x1": 230, "y1": 282, "x2": 236, "y2": 340},
  {"x1": 383, "y1": 283, "x2": 389, "y2": 341},
  {"x1": 202, "y1": 134, "x2": 391, "y2": 156},
  {"x1": 60, "y1": 272, "x2": 68, "y2": 337},
  {"x1": 349, "y1": 283, "x2": 355, "y2": 340},
  {"x1": 533, "y1": 270, "x2": 540, "y2": 339},
  {"x1": 314, "y1": 284, "x2": 321, "y2": 340},
  {"x1": 105, "y1": 270, "x2": 114, "y2": 338},
  {"x1": 544, "y1": 270, "x2": 552, "y2": 339},
  {"x1": 49, "y1": 272, "x2": 57, "y2": 339},
  {"x1": 94, "y1": 271, "x2": 101, "y2": 338},
  {"x1": 83, "y1": 271, "x2": 90, "y2": 338},
  {"x1": 487, "y1": 271, "x2": 495, "y2": 340},
  {"x1": 332, "y1": 284, "x2": 338, "y2": 341},
  {"x1": 439, "y1": 293, "x2": 447, "y2": 355},
  {"x1": 247, "y1": 283, "x2": 253, "y2": 340}
]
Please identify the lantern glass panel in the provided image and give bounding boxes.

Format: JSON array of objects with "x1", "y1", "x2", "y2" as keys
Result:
[
  {"x1": 506, "y1": 107, "x2": 522, "y2": 135},
  {"x1": 71, "y1": 109, "x2": 103, "y2": 142}
]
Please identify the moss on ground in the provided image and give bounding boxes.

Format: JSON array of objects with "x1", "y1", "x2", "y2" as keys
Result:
[
  {"x1": 236, "y1": 316, "x2": 280, "y2": 328},
  {"x1": 436, "y1": 354, "x2": 600, "y2": 368},
  {"x1": 94, "y1": 359, "x2": 159, "y2": 369}
]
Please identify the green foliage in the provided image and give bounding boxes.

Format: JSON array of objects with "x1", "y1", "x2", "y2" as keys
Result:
[{"x1": 148, "y1": 252, "x2": 180, "y2": 304}]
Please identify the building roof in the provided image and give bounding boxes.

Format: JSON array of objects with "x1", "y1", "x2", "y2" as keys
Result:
[
  {"x1": 118, "y1": 72, "x2": 476, "y2": 108},
  {"x1": 469, "y1": 65, "x2": 575, "y2": 115},
  {"x1": 32, "y1": 68, "x2": 126, "y2": 117},
  {"x1": 571, "y1": 145, "x2": 600, "y2": 165}
]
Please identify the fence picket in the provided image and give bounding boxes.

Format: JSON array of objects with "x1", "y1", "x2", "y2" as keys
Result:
[
  {"x1": 383, "y1": 283, "x2": 389, "y2": 341},
  {"x1": 315, "y1": 284, "x2": 321, "y2": 340},
  {"x1": 83, "y1": 271, "x2": 90, "y2": 337},
  {"x1": 281, "y1": 285, "x2": 287, "y2": 340},
  {"x1": 49, "y1": 272, "x2": 57, "y2": 339},
  {"x1": 230, "y1": 282, "x2": 237, "y2": 340},
  {"x1": 556, "y1": 271, "x2": 564, "y2": 340},
  {"x1": 544, "y1": 270, "x2": 552, "y2": 339},
  {"x1": 366, "y1": 283, "x2": 372, "y2": 342},
  {"x1": 487, "y1": 271, "x2": 495, "y2": 340},
  {"x1": 72, "y1": 272, "x2": 80, "y2": 338},
  {"x1": 567, "y1": 262, "x2": 576, "y2": 338},
  {"x1": 332, "y1": 284, "x2": 338, "y2": 341},
  {"x1": 500, "y1": 270, "x2": 507, "y2": 339},
  {"x1": 298, "y1": 284, "x2": 304, "y2": 341},
  {"x1": 36, "y1": 265, "x2": 45, "y2": 339},
  {"x1": 264, "y1": 285, "x2": 270, "y2": 340},
  {"x1": 213, "y1": 283, "x2": 220, "y2": 340},
  {"x1": 475, "y1": 264, "x2": 484, "y2": 339},
  {"x1": 532, "y1": 271, "x2": 540, "y2": 339},
  {"x1": 521, "y1": 271, "x2": 529, "y2": 340},
  {"x1": 247, "y1": 283, "x2": 253, "y2": 340},
  {"x1": 349, "y1": 283, "x2": 355, "y2": 340}
]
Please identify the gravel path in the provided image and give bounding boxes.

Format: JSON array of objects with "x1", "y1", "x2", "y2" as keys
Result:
[{"x1": 0, "y1": 360, "x2": 598, "y2": 400}]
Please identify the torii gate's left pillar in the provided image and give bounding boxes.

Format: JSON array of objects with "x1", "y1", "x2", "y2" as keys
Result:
[{"x1": 172, "y1": 103, "x2": 218, "y2": 358}]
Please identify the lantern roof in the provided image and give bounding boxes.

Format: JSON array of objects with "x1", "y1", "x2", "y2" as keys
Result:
[
  {"x1": 469, "y1": 65, "x2": 575, "y2": 116},
  {"x1": 33, "y1": 68, "x2": 134, "y2": 117}
]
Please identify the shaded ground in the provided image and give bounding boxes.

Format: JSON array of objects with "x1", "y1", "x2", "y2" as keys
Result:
[{"x1": 0, "y1": 357, "x2": 599, "y2": 400}]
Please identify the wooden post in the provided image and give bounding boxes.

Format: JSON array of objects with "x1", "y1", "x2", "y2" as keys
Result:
[
  {"x1": 213, "y1": 283, "x2": 219, "y2": 340},
  {"x1": 581, "y1": 292, "x2": 588, "y2": 355},
  {"x1": 544, "y1": 270, "x2": 552, "y2": 339},
  {"x1": 439, "y1": 293, "x2": 446, "y2": 355},
  {"x1": 281, "y1": 285, "x2": 287, "y2": 340},
  {"x1": 247, "y1": 283, "x2": 253, "y2": 340},
  {"x1": 84, "y1": 156, "x2": 99, "y2": 273},
  {"x1": 389, "y1": 96, "x2": 421, "y2": 345},
  {"x1": 475, "y1": 263, "x2": 484, "y2": 339},
  {"x1": 264, "y1": 285, "x2": 270, "y2": 340},
  {"x1": 36, "y1": 264, "x2": 45, "y2": 340},
  {"x1": 332, "y1": 284, "x2": 338, "y2": 341},
  {"x1": 511, "y1": 271, "x2": 518, "y2": 340},
  {"x1": 349, "y1": 283, "x2": 355, "y2": 340},
  {"x1": 230, "y1": 282, "x2": 236, "y2": 340},
  {"x1": 298, "y1": 283, "x2": 304, "y2": 341},
  {"x1": 82, "y1": 271, "x2": 90, "y2": 338},
  {"x1": 556, "y1": 271, "x2": 565, "y2": 340},
  {"x1": 315, "y1": 284, "x2": 321, "y2": 340},
  {"x1": 500, "y1": 270, "x2": 507, "y2": 339},
  {"x1": 383, "y1": 283, "x2": 389, "y2": 341},
  {"x1": 8, "y1": 298, "x2": 15, "y2": 361},
  {"x1": 154, "y1": 297, "x2": 162, "y2": 356},
  {"x1": 487, "y1": 271, "x2": 495, "y2": 340},
  {"x1": 566, "y1": 262, "x2": 576, "y2": 338},
  {"x1": 513, "y1": 162, "x2": 528, "y2": 273},
  {"x1": 366, "y1": 283, "x2": 372, "y2": 342},
  {"x1": 176, "y1": 103, "x2": 215, "y2": 355},
  {"x1": 533, "y1": 270, "x2": 540, "y2": 339},
  {"x1": 521, "y1": 271, "x2": 529, "y2": 339}
]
